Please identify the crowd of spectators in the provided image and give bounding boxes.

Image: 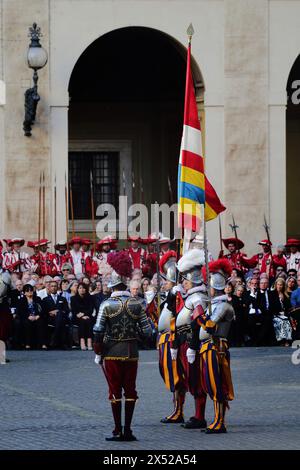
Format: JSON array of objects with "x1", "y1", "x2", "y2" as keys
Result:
[{"x1": 1, "y1": 234, "x2": 300, "y2": 351}]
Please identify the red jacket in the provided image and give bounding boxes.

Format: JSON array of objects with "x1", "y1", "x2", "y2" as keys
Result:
[
  {"x1": 241, "y1": 252, "x2": 275, "y2": 277},
  {"x1": 37, "y1": 252, "x2": 58, "y2": 276}
]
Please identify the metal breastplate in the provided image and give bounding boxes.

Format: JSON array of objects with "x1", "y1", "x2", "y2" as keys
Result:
[
  {"x1": 104, "y1": 296, "x2": 141, "y2": 342},
  {"x1": 158, "y1": 303, "x2": 172, "y2": 332},
  {"x1": 176, "y1": 305, "x2": 192, "y2": 327},
  {"x1": 200, "y1": 301, "x2": 234, "y2": 341}
]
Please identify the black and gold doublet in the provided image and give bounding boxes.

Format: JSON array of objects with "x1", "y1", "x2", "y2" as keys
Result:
[{"x1": 93, "y1": 292, "x2": 151, "y2": 360}]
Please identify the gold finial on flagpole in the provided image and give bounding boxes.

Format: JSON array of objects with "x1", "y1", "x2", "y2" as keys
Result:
[{"x1": 187, "y1": 23, "x2": 194, "y2": 43}]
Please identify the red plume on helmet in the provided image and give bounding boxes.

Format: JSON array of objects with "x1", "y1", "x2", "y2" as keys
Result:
[
  {"x1": 201, "y1": 258, "x2": 232, "y2": 284},
  {"x1": 107, "y1": 250, "x2": 132, "y2": 279},
  {"x1": 159, "y1": 250, "x2": 177, "y2": 274}
]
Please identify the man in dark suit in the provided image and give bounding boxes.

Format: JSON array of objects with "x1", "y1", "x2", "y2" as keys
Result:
[
  {"x1": 245, "y1": 277, "x2": 266, "y2": 346},
  {"x1": 42, "y1": 280, "x2": 70, "y2": 349},
  {"x1": 258, "y1": 276, "x2": 275, "y2": 345}
]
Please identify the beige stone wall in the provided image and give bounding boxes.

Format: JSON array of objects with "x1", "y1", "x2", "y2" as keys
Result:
[
  {"x1": 2, "y1": 0, "x2": 50, "y2": 242},
  {"x1": 223, "y1": 0, "x2": 269, "y2": 250}
]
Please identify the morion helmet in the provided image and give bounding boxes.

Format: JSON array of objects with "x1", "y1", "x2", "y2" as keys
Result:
[
  {"x1": 159, "y1": 250, "x2": 177, "y2": 284},
  {"x1": 202, "y1": 259, "x2": 232, "y2": 291},
  {"x1": 176, "y1": 248, "x2": 206, "y2": 285}
]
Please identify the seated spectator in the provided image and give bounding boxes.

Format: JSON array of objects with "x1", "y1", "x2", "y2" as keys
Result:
[
  {"x1": 290, "y1": 274, "x2": 300, "y2": 339},
  {"x1": 225, "y1": 282, "x2": 234, "y2": 302},
  {"x1": 258, "y1": 276, "x2": 275, "y2": 345},
  {"x1": 71, "y1": 282, "x2": 96, "y2": 351},
  {"x1": 291, "y1": 274, "x2": 300, "y2": 308},
  {"x1": 21, "y1": 271, "x2": 32, "y2": 285},
  {"x1": 9, "y1": 279, "x2": 24, "y2": 348},
  {"x1": 130, "y1": 279, "x2": 142, "y2": 298},
  {"x1": 61, "y1": 263, "x2": 73, "y2": 280},
  {"x1": 270, "y1": 278, "x2": 292, "y2": 346},
  {"x1": 288, "y1": 269, "x2": 297, "y2": 280},
  {"x1": 17, "y1": 284, "x2": 47, "y2": 350},
  {"x1": 82, "y1": 276, "x2": 91, "y2": 288},
  {"x1": 37, "y1": 275, "x2": 53, "y2": 300},
  {"x1": 102, "y1": 282, "x2": 111, "y2": 298},
  {"x1": 10, "y1": 279, "x2": 24, "y2": 308},
  {"x1": 90, "y1": 280, "x2": 109, "y2": 312},
  {"x1": 141, "y1": 277, "x2": 151, "y2": 294},
  {"x1": 42, "y1": 281, "x2": 70, "y2": 349},
  {"x1": 230, "y1": 285, "x2": 247, "y2": 347},
  {"x1": 245, "y1": 277, "x2": 266, "y2": 346},
  {"x1": 60, "y1": 280, "x2": 71, "y2": 307},
  {"x1": 286, "y1": 276, "x2": 297, "y2": 300}
]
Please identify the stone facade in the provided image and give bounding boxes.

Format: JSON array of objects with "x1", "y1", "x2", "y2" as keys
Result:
[{"x1": 0, "y1": 0, "x2": 299, "y2": 256}]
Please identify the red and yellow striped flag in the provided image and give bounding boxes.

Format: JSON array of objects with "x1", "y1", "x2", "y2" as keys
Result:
[{"x1": 178, "y1": 40, "x2": 225, "y2": 231}]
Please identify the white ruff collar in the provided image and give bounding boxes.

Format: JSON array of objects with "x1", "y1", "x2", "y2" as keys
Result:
[
  {"x1": 111, "y1": 291, "x2": 131, "y2": 298},
  {"x1": 187, "y1": 284, "x2": 207, "y2": 295},
  {"x1": 211, "y1": 294, "x2": 227, "y2": 304}
]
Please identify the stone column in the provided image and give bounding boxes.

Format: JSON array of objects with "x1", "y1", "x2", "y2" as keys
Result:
[
  {"x1": 50, "y1": 104, "x2": 69, "y2": 243},
  {"x1": 269, "y1": 95, "x2": 287, "y2": 246},
  {"x1": 224, "y1": 0, "x2": 269, "y2": 253},
  {"x1": 205, "y1": 93, "x2": 225, "y2": 257}
]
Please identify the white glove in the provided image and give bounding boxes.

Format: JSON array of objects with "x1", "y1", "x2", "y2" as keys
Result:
[
  {"x1": 186, "y1": 348, "x2": 196, "y2": 364},
  {"x1": 94, "y1": 354, "x2": 101, "y2": 365},
  {"x1": 172, "y1": 285, "x2": 184, "y2": 294},
  {"x1": 170, "y1": 348, "x2": 178, "y2": 361}
]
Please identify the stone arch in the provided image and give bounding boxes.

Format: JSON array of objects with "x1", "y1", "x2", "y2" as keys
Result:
[
  {"x1": 66, "y1": 26, "x2": 205, "y2": 238},
  {"x1": 286, "y1": 54, "x2": 300, "y2": 238}
]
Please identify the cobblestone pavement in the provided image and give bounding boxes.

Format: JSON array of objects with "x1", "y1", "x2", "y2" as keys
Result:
[{"x1": 0, "y1": 347, "x2": 299, "y2": 450}]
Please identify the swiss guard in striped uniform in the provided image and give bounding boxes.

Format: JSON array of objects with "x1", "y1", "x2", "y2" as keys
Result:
[
  {"x1": 196, "y1": 259, "x2": 235, "y2": 434},
  {"x1": 157, "y1": 250, "x2": 182, "y2": 422},
  {"x1": 165, "y1": 249, "x2": 208, "y2": 428}
]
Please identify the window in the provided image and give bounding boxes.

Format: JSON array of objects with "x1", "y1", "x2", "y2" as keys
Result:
[{"x1": 69, "y1": 151, "x2": 119, "y2": 219}]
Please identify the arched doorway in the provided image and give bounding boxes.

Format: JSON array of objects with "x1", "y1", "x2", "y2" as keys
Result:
[
  {"x1": 286, "y1": 56, "x2": 300, "y2": 238},
  {"x1": 68, "y1": 27, "x2": 204, "y2": 238}
]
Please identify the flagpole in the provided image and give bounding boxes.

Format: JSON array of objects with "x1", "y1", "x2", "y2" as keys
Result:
[
  {"x1": 64, "y1": 171, "x2": 69, "y2": 248},
  {"x1": 42, "y1": 171, "x2": 46, "y2": 239},
  {"x1": 181, "y1": 23, "x2": 195, "y2": 255},
  {"x1": 90, "y1": 170, "x2": 96, "y2": 253},
  {"x1": 69, "y1": 175, "x2": 75, "y2": 238},
  {"x1": 38, "y1": 171, "x2": 42, "y2": 246},
  {"x1": 54, "y1": 174, "x2": 57, "y2": 246}
]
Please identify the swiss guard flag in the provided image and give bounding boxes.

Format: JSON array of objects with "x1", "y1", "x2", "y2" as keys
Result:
[{"x1": 178, "y1": 41, "x2": 225, "y2": 232}]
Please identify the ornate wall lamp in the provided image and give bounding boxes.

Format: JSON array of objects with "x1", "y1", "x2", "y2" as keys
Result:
[{"x1": 23, "y1": 23, "x2": 48, "y2": 137}]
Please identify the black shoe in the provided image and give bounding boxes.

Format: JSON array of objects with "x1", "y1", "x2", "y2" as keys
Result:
[
  {"x1": 105, "y1": 431, "x2": 123, "y2": 441},
  {"x1": 160, "y1": 415, "x2": 184, "y2": 424},
  {"x1": 123, "y1": 429, "x2": 137, "y2": 441},
  {"x1": 181, "y1": 417, "x2": 207, "y2": 429},
  {"x1": 205, "y1": 425, "x2": 227, "y2": 434}
]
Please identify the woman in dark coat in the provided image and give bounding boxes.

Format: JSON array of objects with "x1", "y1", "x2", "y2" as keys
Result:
[
  {"x1": 16, "y1": 284, "x2": 47, "y2": 349},
  {"x1": 230, "y1": 285, "x2": 248, "y2": 346},
  {"x1": 70, "y1": 282, "x2": 96, "y2": 350}
]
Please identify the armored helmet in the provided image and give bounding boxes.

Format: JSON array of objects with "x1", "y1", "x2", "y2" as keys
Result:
[
  {"x1": 159, "y1": 250, "x2": 177, "y2": 284},
  {"x1": 176, "y1": 248, "x2": 206, "y2": 285}
]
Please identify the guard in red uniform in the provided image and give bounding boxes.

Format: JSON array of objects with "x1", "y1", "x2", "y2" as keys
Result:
[
  {"x1": 93, "y1": 236, "x2": 118, "y2": 281},
  {"x1": 2, "y1": 238, "x2": 33, "y2": 274},
  {"x1": 140, "y1": 235, "x2": 158, "y2": 278},
  {"x1": 93, "y1": 251, "x2": 152, "y2": 441},
  {"x1": 37, "y1": 239, "x2": 58, "y2": 276},
  {"x1": 219, "y1": 237, "x2": 246, "y2": 272},
  {"x1": 126, "y1": 236, "x2": 146, "y2": 271},
  {"x1": 240, "y1": 239, "x2": 275, "y2": 277},
  {"x1": 54, "y1": 240, "x2": 73, "y2": 274},
  {"x1": 81, "y1": 238, "x2": 98, "y2": 277},
  {"x1": 28, "y1": 240, "x2": 41, "y2": 273}
]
